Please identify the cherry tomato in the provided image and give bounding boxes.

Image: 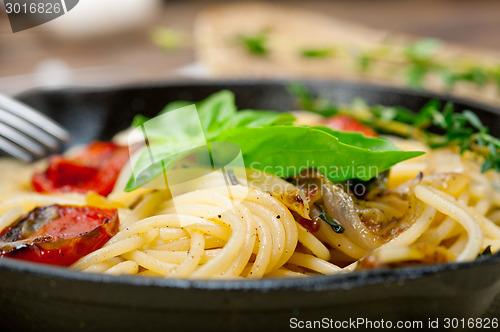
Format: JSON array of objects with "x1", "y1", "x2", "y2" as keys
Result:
[
  {"x1": 32, "y1": 142, "x2": 129, "y2": 197},
  {"x1": 323, "y1": 115, "x2": 377, "y2": 137},
  {"x1": 0, "y1": 205, "x2": 119, "y2": 266}
]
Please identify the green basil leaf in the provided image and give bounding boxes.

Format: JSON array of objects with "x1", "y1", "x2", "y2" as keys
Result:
[
  {"x1": 160, "y1": 100, "x2": 193, "y2": 114},
  {"x1": 141, "y1": 90, "x2": 237, "y2": 141},
  {"x1": 125, "y1": 144, "x2": 205, "y2": 191},
  {"x1": 213, "y1": 126, "x2": 424, "y2": 182},
  {"x1": 126, "y1": 89, "x2": 425, "y2": 192},
  {"x1": 125, "y1": 91, "x2": 298, "y2": 191},
  {"x1": 193, "y1": 90, "x2": 237, "y2": 138},
  {"x1": 131, "y1": 114, "x2": 151, "y2": 128},
  {"x1": 312, "y1": 127, "x2": 405, "y2": 152},
  {"x1": 228, "y1": 110, "x2": 295, "y2": 128}
]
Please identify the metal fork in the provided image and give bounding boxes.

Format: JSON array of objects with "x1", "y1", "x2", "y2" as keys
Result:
[{"x1": 0, "y1": 93, "x2": 70, "y2": 162}]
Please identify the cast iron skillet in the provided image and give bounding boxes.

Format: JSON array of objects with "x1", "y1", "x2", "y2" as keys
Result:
[{"x1": 1, "y1": 81, "x2": 500, "y2": 331}]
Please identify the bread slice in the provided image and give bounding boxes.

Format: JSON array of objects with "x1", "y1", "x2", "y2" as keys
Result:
[{"x1": 195, "y1": 1, "x2": 500, "y2": 106}]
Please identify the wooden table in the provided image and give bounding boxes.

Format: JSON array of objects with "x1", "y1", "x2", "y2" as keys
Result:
[{"x1": 1, "y1": 0, "x2": 499, "y2": 92}]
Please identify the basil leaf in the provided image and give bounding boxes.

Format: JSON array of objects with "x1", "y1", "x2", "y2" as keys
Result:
[
  {"x1": 131, "y1": 114, "x2": 151, "y2": 128},
  {"x1": 192, "y1": 90, "x2": 237, "y2": 139},
  {"x1": 228, "y1": 110, "x2": 295, "y2": 128},
  {"x1": 126, "y1": 89, "x2": 425, "y2": 192},
  {"x1": 132, "y1": 90, "x2": 237, "y2": 141},
  {"x1": 160, "y1": 100, "x2": 193, "y2": 114},
  {"x1": 312, "y1": 127, "x2": 404, "y2": 152},
  {"x1": 125, "y1": 144, "x2": 205, "y2": 191},
  {"x1": 125, "y1": 92, "x2": 297, "y2": 191},
  {"x1": 213, "y1": 126, "x2": 424, "y2": 182}
]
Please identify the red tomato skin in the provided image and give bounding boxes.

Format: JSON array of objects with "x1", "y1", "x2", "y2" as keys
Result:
[
  {"x1": 0, "y1": 206, "x2": 119, "y2": 266},
  {"x1": 323, "y1": 115, "x2": 377, "y2": 137},
  {"x1": 298, "y1": 216, "x2": 320, "y2": 233},
  {"x1": 32, "y1": 142, "x2": 129, "y2": 197}
]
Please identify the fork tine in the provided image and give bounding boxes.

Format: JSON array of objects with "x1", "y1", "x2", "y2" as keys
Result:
[
  {"x1": 0, "y1": 94, "x2": 70, "y2": 143},
  {"x1": 0, "y1": 108, "x2": 61, "y2": 151},
  {"x1": 0, "y1": 122, "x2": 46, "y2": 158},
  {"x1": 0, "y1": 135, "x2": 34, "y2": 163}
]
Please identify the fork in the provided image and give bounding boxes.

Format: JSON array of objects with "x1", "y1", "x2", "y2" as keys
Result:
[{"x1": 0, "y1": 93, "x2": 70, "y2": 163}]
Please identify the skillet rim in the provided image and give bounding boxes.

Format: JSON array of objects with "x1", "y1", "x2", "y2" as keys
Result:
[{"x1": 3, "y1": 79, "x2": 500, "y2": 292}]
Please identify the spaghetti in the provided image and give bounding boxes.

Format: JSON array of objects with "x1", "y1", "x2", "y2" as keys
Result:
[{"x1": 0, "y1": 107, "x2": 499, "y2": 279}]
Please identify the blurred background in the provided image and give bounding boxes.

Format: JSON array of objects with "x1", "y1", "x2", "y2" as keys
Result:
[{"x1": 0, "y1": 0, "x2": 499, "y2": 104}]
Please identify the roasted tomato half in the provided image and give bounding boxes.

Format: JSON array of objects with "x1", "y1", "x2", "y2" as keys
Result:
[
  {"x1": 32, "y1": 141, "x2": 129, "y2": 197},
  {"x1": 0, "y1": 205, "x2": 119, "y2": 266},
  {"x1": 323, "y1": 115, "x2": 377, "y2": 137}
]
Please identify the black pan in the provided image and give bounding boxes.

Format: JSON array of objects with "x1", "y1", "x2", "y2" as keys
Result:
[{"x1": 1, "y1": 80, "x2": 500, "y2": 331}]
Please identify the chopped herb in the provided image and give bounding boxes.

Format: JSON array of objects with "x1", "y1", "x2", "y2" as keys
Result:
[
  {"x1": 238, "y1": 32, "x2": 268, "y2": 55},
  {"x1": 236, "y1": 31, "x2": 500, "y2": 93},
  {"x1": 404, "y1": 39, "x2": 440, "y2": 62},
  {"x1": 478, "y1": 245, "x2": 492, "y2": 258},
  {"x1": 401, "y1": 39, "x2": 440, "y2": 88},
  {"x1": 442, "y1": 66, "x2": 489, "y2": 89},
  {"x1": 316, "y1": 204, "x2": 345, "y2": 234},
  {"x1": 493, "y1": 68, "x2": 500, "y2": 92},
  {"x1": 358, "y1": 52, "x2": 372, "y2": 72},
  {"x1": 300, "y1": 48, "x2": 335, "y2": 58},
  {"x1": 414, "y1": 99, "x2": 500, "y2": 172},
  {"x1": 151, "y1": 27, "x2": 186, "y2": 51},
  {"x1": 291, "y1": 83, "x2": 500, "y2": 173},
  {"x1": 287, "y1": 83, "x2": 338, "y2": 117},
  {"x1": 405, "y1": 64, "x2": 430, "y2": 89}
]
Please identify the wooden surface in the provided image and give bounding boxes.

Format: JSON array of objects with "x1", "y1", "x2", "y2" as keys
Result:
[{"x1": 1, "y1": 0, "x2": 499, "y2": 91}]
